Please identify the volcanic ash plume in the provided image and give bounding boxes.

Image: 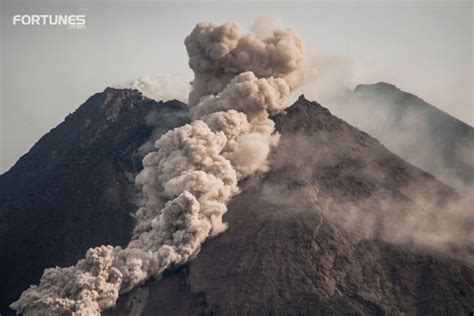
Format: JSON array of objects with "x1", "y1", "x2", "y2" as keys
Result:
[{"x1": 11, "y1": 21, "x2": 305, "y2": 315}]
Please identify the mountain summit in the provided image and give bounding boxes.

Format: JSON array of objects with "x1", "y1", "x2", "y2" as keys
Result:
[
  {"x1": 0, "y1": 88, "x2": 188, "y2": 315},
  {"x1": 0, "y1": 88, "x2": 472, "y2": 315},
  {"x1": 106, "y1": 92, "x2": 473, "y2": 315},
  {"x1": 329, "y1": 82, "x2": 473, "y2": 194}
]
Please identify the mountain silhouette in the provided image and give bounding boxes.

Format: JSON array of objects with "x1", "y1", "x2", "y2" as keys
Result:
[
  {"x1": 0, "y1": 89, "x2": 472, "y2": 315},
  {"x1": 329, "y1": 82, "x2": 473, "y2": 194}
]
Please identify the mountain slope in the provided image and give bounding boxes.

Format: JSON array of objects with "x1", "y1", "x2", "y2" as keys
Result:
[
  {"x1": 0, "y1": 88, "x2": 188, "y2": 315},
  {"x1": 328, "y1": 82, "x2": 473, "y2": 193},
  {"x1": 1, "y1": 90, "x2": 472, "y2": 315},
  {"x1": 106, "y1": 96, "x2": 473, "y2": 315}
]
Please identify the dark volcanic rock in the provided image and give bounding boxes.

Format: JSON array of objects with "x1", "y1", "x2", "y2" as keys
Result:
[
  {"x1": 107, "y1": 96, "x2": 473, "y2": 315},
  {"x1": 0, "y1": 88, "x2": 188, "y2": 315},
  {"x1": 1, "y1": 89, "x2": 472, "y2": 315}
]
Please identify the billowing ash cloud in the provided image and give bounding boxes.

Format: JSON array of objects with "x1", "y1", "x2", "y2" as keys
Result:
[
  {"x1": 185, "y1": 21, "x2": 304, "y2": 106},
  {"x1": 11, "y1": 21, "x2": 305, "y2": 315}
]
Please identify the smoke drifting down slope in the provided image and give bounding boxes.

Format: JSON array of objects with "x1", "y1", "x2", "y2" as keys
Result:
[{"x1": 10, "y1": 22, "x2": 305, "y2": 315}]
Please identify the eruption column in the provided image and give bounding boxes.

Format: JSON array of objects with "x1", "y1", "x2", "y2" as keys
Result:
[{"x1": 11, "y1": 21, "x2": 305, "y2": 315}]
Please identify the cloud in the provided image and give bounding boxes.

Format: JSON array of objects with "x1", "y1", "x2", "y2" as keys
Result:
[
  {"x1": 11, "y1": 20, "x2": 306, "y2": 315},
  {"x1": 117, "y1": 72, "x2": 192, "y2": 103}
]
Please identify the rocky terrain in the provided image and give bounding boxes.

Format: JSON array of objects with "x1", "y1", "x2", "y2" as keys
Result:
[
  {"x1": 0, "y1": 88, "x2": 188, "y2": 315},
  {"x1": 1, "y1": 89, "x2": 472, "y2": 315},
  {"x1": 106, "y1": 95, "x2": 474, "y2": 315}
]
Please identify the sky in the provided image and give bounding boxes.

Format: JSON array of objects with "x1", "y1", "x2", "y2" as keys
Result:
[{"x1": 0, "y1": 0, "x2": 472, "y2": 173}]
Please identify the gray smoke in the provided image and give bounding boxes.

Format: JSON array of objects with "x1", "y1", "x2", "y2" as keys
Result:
[
  {"x1": 325, "y1": 88, "x2": 474, "y2": 195},
  {"x1": 11, "y1": 21, "x2": 305, "y2": 315},
  {"x1": 267, "y1": 130, "x2": 474, "y2": 265},
  {"x1": 117, "y1": 73, "x2": 192, "y2": 103},
  {"x1": 185, "y1": 21, "x2": 304, "y2": 106},
  {"x1": 293, "y1": 47, "x2": 474, "y2": 195}
]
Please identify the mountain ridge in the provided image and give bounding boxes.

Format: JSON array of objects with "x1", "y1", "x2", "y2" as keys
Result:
[
  {"x1": 0, "y1": 88, "x2": 189, "y2": 315},
  {"x1": 328, "y1": 82, "x2": 474, "y2": 193},
  {"x1": 1, "y1": 88, "x2": 472, "y2": 315},
  {"x1": 107, "y1": 94, "x2": 473, "y2": 315},
  {"x1": 354, "y1": 82, "x2": 472, "y2": 128}
]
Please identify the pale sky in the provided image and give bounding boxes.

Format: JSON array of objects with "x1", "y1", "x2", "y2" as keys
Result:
[{"x1": 1, "y1": 0, "x2": 472, "y2": 173}]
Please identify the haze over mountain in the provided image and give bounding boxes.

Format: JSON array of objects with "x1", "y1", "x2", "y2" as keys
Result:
[
  {"x1": 0, "y1": 88, "x2": 472, "y2": 315},
  {"x1": 324, "y1": 82, "x2": 473, "y2": 194}
]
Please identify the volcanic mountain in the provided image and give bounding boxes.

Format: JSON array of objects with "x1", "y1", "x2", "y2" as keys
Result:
[
  {"x1": 0, "y1": 88, "x2": 472, "y2": 315},
  {"x1": 327, "y1": 82, "x2": 474, "y2": 194},
  {"x1": 0, "y1": 89, "x2": 189, "y2": 315}
]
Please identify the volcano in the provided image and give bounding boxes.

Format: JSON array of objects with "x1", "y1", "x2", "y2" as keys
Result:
[{"x1": 0, "y1": 88, "x2": 473, "y2": 315}]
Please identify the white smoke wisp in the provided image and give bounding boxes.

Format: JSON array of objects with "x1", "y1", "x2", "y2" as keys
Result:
[
  {"x1": 10, "y1": 21, "x2": 305, "y2": 315},
  {"x1": 116, "y1": 73, "x2": 192, "y2": 103}
]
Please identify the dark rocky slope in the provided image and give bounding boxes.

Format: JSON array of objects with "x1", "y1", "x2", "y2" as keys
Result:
[
  {"x1": 0, "y1": 88, "x2": 188, "y2": 315},
  {"x1": 107, "y1": 96, "x2": 473, "y2": 315},
  {"x1": 1, "y1": 89, "x2": 472, "y2": 315}
]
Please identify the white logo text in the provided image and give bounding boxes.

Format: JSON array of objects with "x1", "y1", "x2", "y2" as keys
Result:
[{"x1": 13, "y1": 15, "x2": 86, "y2": 29}]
